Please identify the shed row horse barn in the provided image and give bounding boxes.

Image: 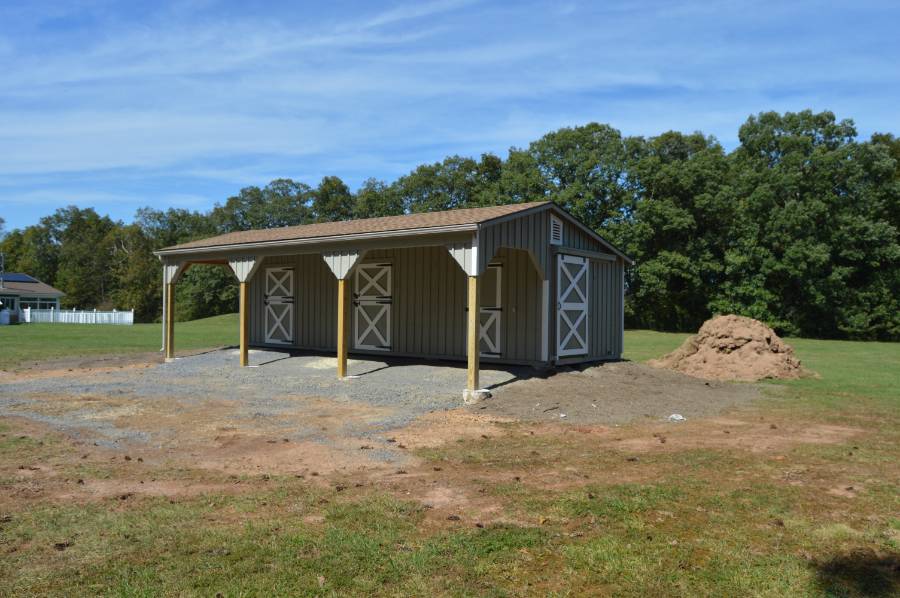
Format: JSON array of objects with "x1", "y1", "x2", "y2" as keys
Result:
[{"x1": 155, "y1": 201, "x2": 632, "y2": 399}]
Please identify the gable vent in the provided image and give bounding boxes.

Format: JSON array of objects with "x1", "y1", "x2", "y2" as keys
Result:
[{"x1": 550, "y1": 215, "x2": 563, "y2": 245}]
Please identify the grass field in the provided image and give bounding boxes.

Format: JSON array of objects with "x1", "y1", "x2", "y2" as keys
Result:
[
  {"x1": 0, "y1": 325, "x2": 898, "y2": 596},
  {"x1": 0, "y1": 314, "x2": 238, "y2": 369}
]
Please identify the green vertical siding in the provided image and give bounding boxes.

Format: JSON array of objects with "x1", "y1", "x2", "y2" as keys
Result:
[{"x1": 247, "y1": 246, "x2": 545, "y2": 363}]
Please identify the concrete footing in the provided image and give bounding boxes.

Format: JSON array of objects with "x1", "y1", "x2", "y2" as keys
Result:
[{"x1": 463, "y1": 388, "x2": 492, "y2": 405}]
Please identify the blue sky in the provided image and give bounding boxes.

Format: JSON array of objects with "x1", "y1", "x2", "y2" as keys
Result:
[{"x1": 1, "y1": 0, "x2": 898, "y2": 230}]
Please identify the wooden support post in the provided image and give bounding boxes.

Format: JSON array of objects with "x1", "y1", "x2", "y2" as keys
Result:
[
  {"x1": 337, "y1": 278, "x2": 348, "y2": 378},
  {"x1": 239, "y1": 281, "x2": 249, "y2": 367},
  {"x1": 466, "y1": 275, "x2": 480, "y2": 392},
  {"x1": 165, "y1": 283, "x2": 175, "y2": 359}
]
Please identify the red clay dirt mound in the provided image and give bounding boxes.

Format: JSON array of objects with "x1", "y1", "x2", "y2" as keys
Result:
[{"x1": 649, "y1": 315, "x2": 808, "y2": 381}]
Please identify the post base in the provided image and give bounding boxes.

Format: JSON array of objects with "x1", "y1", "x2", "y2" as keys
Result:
[{"x1": 463, "y1": 389, "x2": 492, "y2": 405}]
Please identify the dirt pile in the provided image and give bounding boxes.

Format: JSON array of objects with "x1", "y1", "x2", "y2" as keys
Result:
[{"x1": 649, "y1": 315, "x2": 807, "y2": 381}]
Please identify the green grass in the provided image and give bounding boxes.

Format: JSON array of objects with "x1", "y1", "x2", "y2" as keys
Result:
[
  {"x1": 622, "y1": 329, "x2": 691, "y2": 362},
  {"x1": 1, "y1": 329, "x2": 898, "y2": 595},
  {"x1": 0, "y1": 313, "x2": 238, "y2": 369}
]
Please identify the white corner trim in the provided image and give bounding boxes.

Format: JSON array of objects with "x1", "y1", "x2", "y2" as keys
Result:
[{"x1": 541, "y1": 279, "x2": 550, "y2": 362}]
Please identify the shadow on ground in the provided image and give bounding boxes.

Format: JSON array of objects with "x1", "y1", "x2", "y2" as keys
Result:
[{"x1": 814, "y1": 551, "x2": 900, "y2": 597}]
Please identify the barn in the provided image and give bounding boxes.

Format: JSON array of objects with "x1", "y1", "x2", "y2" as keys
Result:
[{"x1": 154, "y1": 201, "x2": 632, "y2": 399}]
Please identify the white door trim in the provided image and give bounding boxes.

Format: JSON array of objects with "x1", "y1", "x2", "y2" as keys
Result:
[{"x1": 556, "y1": 254, "x2": 589, "y2": 357}]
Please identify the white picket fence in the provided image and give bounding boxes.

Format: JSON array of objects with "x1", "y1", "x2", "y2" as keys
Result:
[{"x1": 23, "y1": 307, "x2": 134, "y2": 325}]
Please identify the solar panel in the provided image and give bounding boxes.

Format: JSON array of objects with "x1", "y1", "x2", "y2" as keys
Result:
[{"x1": 0, "y1": 273, "x2": 38, "y2": 283}]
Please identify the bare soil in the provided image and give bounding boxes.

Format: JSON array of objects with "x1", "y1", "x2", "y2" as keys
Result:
[
  {"x1": 1, "y1": 350, "x2": 861, "y2": 521},
  {"x1": 649, "y1": 314, "x2": 808, "y2": 381},
  {"x1": 0, "y1": 351, "x2": 164, "y2": 379},
  {"x1": 478, "y1": 360, "x2": 764, "y2": 424}
]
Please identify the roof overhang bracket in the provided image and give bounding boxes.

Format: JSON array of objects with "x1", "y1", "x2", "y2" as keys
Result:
[
  {"x1": 446, "y1": 233, "x2": 480, "y2": 277},
  {"x1": 228, "y1": 256, "x2": 262, "y2": 283},
  {"x1": 322, "y1": 249, "x2": 366, "y2": 280},
  {"x1": 163, "y1": 261, "x2": 188, "y2": 285}
]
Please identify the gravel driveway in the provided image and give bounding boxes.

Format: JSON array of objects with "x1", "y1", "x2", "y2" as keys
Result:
[{"x1": 0, "y1": 349, "x2": 516, "y2": 449}]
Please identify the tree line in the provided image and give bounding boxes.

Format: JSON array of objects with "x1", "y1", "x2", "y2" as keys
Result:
[{"x1": 2, "y1": 109, "x2": 898, "y2": 339}]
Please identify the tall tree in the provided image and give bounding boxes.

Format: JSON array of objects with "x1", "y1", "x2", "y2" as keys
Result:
[
  {"x1": 45, "y1": 206, "x2": 118, "y2": 308},
  {"x1": 211, "y1": 179, "x2": 312, "y2": 232},
  {"x1": 614, "y1": 132, "x2": 732, "y2": 331},
  {"x1": 712, "y1": 110, "x2": 900, "y2": 338},
  {"x1": 312, "y1": 176, "x2": 354, "y2": 222},
  {"x1": 108, "y1": 224, "x2": 160, "y2": 321},
  {"x1": 396, "y1": 154, "x2": 503, "y2": 213},
  {"x1": 135, "y1": 207, "x2": 216, "y2": 248},
  {"x1": 354, "y1": 178, "x2": 404, "y2": 218},
  {"x1": 870, "y1": 132, "x2": 900, "y2": 182},
  {"x1": 521, "y1": 123, "x2": 631, "y2": 230}
]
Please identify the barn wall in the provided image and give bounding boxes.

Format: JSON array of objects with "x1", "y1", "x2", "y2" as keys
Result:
[
  {"x1": 479, "y1": 210, "x2": 550, "y2": 278},
  {"x1": 550, "y1": 251, "x2": 625, "y2": 364},
  {"x1": 249, "y1": 254, "x2": 337, "y2": 349},
  {"x1": 493, "y1": 247, "x2": 544, "y2": 363},
  {"x1": 559, "y1": 218, "x2": 603, "y2": 252},
  {"x1": 549, "y1": 210, "x2": 624, "y2": 362},
  {"x1": 247, "y1": 246, "x2": 545, "y2": 363},
  {"x1": 361, "y1": 246, "x2": 544, "y2": 363},
  {"x1": 363, "y1": 246, "x2": 466, "y2": 358},
  {"x1": 586, "y1": 257, "x2": 624, "y2": 361}
]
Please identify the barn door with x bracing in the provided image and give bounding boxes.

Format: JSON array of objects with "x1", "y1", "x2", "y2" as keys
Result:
[
  {"x1": 354, "y1": 263, "x2": 392, "y2": 351},
  {"x1": 479, "y1": 263, "x2": 502, "y2": 357},
  {"x1": 264, "y1": 267, "x2": 295, "y2": 344},
  {"x1": 557, "y1": 254, "x2": 589, "y2": 357}
]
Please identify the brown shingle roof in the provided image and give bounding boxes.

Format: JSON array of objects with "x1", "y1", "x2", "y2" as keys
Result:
[
  {"x1": 159, "y1": 201, "x2": 550, "y2": 253},
  {"x1": 0, "y1": 280, "x2": 64, "y2": 297}
]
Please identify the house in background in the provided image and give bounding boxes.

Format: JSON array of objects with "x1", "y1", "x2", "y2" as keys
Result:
[
  {"x1": 0, "y1": 273, "x2": 64, "y2": 320},
  {"x1": 155, "y1": 201, "x2": 632, "y2": 400}
]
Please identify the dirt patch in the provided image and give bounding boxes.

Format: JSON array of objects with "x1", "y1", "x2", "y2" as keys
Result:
[
  {"x1": 189, "y1": 433, "x2": 389, "y2": 476},
  {"x1": 614, "y1": 417, "x2": 860, "y2": 453},
  {"x1": 827, "y1": 485, "x2": 862, "y2": 499},
  {"x1": 56, "y1": 479, "x2": 237, "y2": 501},
  {"x1": 392, "y1": 410, "x2": 515, "y2": 448},
  {"x1": 0, "y1": 352, "x2": 164, "y2": 379},
  {"x1": 477, "y1": 360, "x2": 764, "y2": 425},
  {"x1": 649, "y1": 315, "x2": 808, "y2": 381}
]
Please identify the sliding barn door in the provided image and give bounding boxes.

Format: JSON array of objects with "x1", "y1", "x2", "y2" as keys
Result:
[
  {"x1": 264, "y1": 267, "x2": 294, "y2": 344},
  {"x1": 557, "y1": 254, "x2": 588, "y2": 357}
]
